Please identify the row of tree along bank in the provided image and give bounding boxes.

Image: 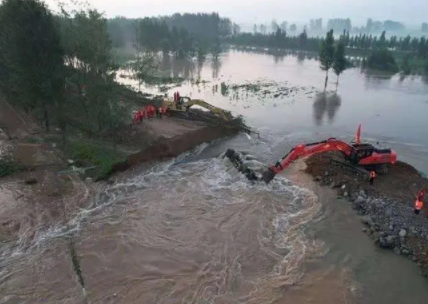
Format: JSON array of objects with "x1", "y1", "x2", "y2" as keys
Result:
[
  {"x1": 230, "y1": 29, "x2": 428, "y2": 75},
  {"x1": 108, "y1": 13, "x2": 235, "y2": 60},
  {"x1": 0, "y1": 1, "x2": 251, "y2": 180},
  {"x1": 0, "y1": 1, "x2": 186, "y2": 180},
  {"x1": 107, "y1": 14, "x2": 428, "y2": 76}
]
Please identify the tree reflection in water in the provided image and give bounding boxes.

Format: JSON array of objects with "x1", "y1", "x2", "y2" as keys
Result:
[{"x1": 312, "y1": 92, "x2": 342, "y2": 126}]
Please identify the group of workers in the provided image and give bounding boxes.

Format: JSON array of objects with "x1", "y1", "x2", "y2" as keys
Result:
[
  {"x1": 173, "y1": 91, "x2": 181, "y2": 102},
  {"x1": 132, "y1": 92, "x2": 184, "y2": 124},
  {"x1": 367, "y1": 170, "x2": 426, "y2": 217},
  {"x1": 133, "y1": 104, "x2": 169, "y2": 124}
]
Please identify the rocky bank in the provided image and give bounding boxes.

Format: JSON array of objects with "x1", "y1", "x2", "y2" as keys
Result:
[{"x1": 305, "y1": 151, "x2": 428, "y2": 278}]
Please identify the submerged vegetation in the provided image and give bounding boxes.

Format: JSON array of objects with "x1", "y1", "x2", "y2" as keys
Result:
[
  {"x1": 365, "y1": 48, "x2": 399, "y2": 73},
  {"x1": 0, "y1": 0, "x2": 428, "y2": 177}
]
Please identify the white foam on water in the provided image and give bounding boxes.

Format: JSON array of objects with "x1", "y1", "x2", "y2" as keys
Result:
[{"x1": 0, "y1": 142, "x2": 324, "y2": 298}]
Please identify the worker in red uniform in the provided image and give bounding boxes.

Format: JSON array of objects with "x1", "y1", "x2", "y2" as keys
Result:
[
  {"x1": 134, "y1": 110, "x2": 142, "y2": 124},
  {"x1": 146, "y1": 105, "x2": 155, "y2": 118},
  {"x1": 414, "y1": 198, "x2": 423, "y2": 215},
  {"x1": 369, "y1": 171, "x2": 376, "y2": 186}
]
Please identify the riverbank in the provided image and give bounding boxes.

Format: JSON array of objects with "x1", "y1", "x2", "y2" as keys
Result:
[
  {"x1": 0, "y1": 105, "x2": 245, "y2": 266},
  {"x1": 304, "y1": 151, "x2": 428, "y2": 278}
]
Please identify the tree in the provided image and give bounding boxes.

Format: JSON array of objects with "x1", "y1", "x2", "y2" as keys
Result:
[
  {"x1": 58, "y1": 6, "x2": 126, "y2": 137},
  {"x1": 131, "y1": 54, "x2": 157, "y2": 92},
  {"x1": 332, "y1": 41, "x2": 347, "y2": 90},
  {"x1": 0, "y1": 0, "x2": 65, "y2": 132},
  {"x1": 366, "y1": 48, "x2": 399, "y2": 73},
  {"x1": 378, "y1": 31, "x2": 386, "y2": 48},
  {"x1": 401, "y1": 54, "x2": 411, "y2": 75},
  {"x1": 319, "y1": 30, "x2": 335, "y2": 90}
]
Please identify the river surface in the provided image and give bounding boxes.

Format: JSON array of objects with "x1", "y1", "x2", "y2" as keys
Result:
[{"x1": 1, "y1": 49, "x2": 428, "y2": 303}]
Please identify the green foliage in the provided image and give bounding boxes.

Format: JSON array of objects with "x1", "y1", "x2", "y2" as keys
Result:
[
  {"x1": 107, "y1": 13, "x2": 234, "y2": 59},
  {"x1": 0, "y1": 0, "x2": 65, "y2": 131},
  {"x1": 366, "y1": 48, "x2": 399, "y2": 73},
  {"x1": 319, "y1": 30, "x2": 335, "y2": 72},
  {"x1": 130, "y1": 54, "x2": 158, "y2": 91},
  {"x1": 333, "y1": 41, "x2": 347, "y2": 77},
  {"x1": 67, "y1": 139, "x2": 126, "y2": 180},
  {"x1": 401, "y1": 55, "x2": 412, "y2": 75},
  {"x1": 229, "y1": 27, "x2": 428, "y2": 76},
  {"x1": 0, "y1": 154, "x2": 25, "y2": 177}
]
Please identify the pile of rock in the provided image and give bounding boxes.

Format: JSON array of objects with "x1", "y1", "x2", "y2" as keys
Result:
[{"x1": 313, "y1": 171, "x2": 428, "y2": 278}]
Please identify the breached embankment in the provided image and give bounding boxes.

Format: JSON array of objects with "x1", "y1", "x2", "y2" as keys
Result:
[
  {"x1": 112, "y1": 119, "x2": 242, "y2": 173},
  {"x1": 304, "y1": 151, "x2": 428, "y2": 278}
]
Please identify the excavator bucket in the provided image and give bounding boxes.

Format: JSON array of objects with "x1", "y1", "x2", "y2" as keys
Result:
[{"x1": 261, "y1": 168, "x2": 276, "y2": 184}]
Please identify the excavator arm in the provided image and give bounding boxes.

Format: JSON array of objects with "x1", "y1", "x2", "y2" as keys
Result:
[
  {"x1": 225, "y1": 138, "x2": 354, "y2": 184},
  {"x1": 261, "y1": 138, "x2": 353, "y2": 183},
  {"x1": 184, "y1": 99, "x2": 233, "y2": 121},
  {"x1": 225, "y1": 124, "x2": 397, "y2": 184}
]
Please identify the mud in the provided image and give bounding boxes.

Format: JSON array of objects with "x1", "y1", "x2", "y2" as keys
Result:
[
  {"x1": 304, "y1": 151, "x2": 428, "y2": 278},
  {"x1": 113, "y1": 124, "x2": 241, "y2": 173}
]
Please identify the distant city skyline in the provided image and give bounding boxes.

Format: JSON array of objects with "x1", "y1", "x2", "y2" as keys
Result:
[{"x1": 44, "y1": 0, "x2": 427, "y2": 27}]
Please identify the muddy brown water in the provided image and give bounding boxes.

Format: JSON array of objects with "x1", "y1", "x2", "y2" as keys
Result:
[{"x1": 2, "y1": 50, "x2": 428, "y2": 303}]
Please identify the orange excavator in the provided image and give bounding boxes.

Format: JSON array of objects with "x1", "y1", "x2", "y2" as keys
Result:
[{"x1": 225, "y1": 124, "x2": 398, "y2": 184}]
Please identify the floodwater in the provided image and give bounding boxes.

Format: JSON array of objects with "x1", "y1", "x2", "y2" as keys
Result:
[{"x1": 1, "y1": 49, "x2": 428, "y2": 303}]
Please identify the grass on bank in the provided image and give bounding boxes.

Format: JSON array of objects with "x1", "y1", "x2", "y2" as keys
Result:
[
  {"x1": 0, "y1": 155, "x2": 25, "y2": 177},
  {"x1": 65, "y1": 138, "x2": 127, "y2": 181}
]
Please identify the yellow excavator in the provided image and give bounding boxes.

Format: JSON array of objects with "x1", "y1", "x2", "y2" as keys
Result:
[{"x1": 162, "y1": 96, "x2": 233, "y2": 122}]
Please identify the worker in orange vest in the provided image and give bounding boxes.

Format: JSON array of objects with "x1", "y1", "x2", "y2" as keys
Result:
[
  {"x1": 369, "y1": 171, "x2": 376, "y2": 186},
  {"x1": 414, "y1": 199, "x2": 423, "y2": 215}
]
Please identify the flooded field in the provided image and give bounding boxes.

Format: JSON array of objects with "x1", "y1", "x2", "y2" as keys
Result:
[{"x1": 1, "y1": 49, "x2": 428, "y2": 303}]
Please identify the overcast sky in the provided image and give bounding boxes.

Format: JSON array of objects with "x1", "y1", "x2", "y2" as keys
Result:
[{"x1": 45, "y1": 0, "x2": 427, "y2": 26}]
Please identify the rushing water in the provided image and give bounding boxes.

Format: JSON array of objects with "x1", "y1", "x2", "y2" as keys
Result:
[{"x1": 2, "y1": 50, "x2": 428, "y2": 303}]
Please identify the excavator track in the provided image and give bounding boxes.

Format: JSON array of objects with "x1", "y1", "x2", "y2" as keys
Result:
[{"x1": 329, "y1": 157, "x2": 370, "y2": 180}]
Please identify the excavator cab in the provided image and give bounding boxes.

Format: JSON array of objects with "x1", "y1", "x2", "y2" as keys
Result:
[
  {"x1": 177, "y1": 97, "x2": 191, "y2": 109},
  {"x1": 350, "y1": 144, "x2": 374, "y2": 164}
]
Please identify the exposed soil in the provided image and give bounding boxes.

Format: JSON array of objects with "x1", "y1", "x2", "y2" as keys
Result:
[
  {"x1": 304, "y1": 151, "x2": 428, "y2": 278},
  {"x1": 0, "y1": 97, "x2": 242, "y2": 246},
  {"x1": 112, "y1": 121, "x2": 240, "y2": 173},
  {"x1": 305, "y1": 152, "x2": 428, "y2": 203},
  {"x1": 0, "y1": 98, "x2": 39, "y2": 139}
]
